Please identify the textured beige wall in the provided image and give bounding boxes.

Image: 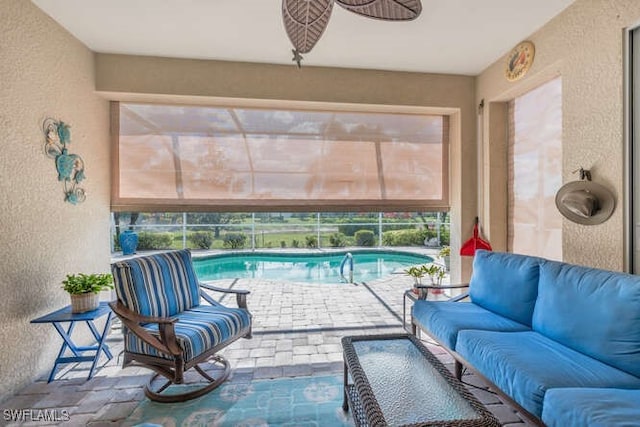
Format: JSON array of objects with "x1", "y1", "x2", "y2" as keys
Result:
[
  {"x1": 96, "y1": 54, "x2": 478, "y2": 279},
  {"x1": 0, "y1": 0, "x2": 110, "y2": 401},
  {"x1": 96, "y1": 54, "x2": 471, "y2": 108},
  {"x1": 477, "y1": 0, "x2": 640, "y2": 270}
]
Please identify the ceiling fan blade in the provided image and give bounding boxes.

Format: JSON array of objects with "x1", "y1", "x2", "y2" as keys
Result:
[
  {"x1": 335, "y1": 0, "x2": 422, "y2": 21},
  {"x1": 282, "y1": 0, "x2": 334, "y2": 54}
]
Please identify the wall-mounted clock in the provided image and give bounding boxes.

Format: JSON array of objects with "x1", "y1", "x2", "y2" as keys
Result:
[{"x1": 505, "y1": 41, "x2": 535, "y2": 82}]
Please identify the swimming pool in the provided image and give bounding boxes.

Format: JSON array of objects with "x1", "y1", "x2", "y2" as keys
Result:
[{"x1": 193, "y1": 250, "x2": 432, "y2": 284}]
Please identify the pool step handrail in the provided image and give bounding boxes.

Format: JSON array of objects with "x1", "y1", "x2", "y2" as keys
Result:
[{"x1": 340, "y1": 252, "x2": 354, "y2": 283}]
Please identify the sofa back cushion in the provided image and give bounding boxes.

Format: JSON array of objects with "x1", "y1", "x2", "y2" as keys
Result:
[
  {"x1": 469, "y1": 250, "x2": 541, "y2": 326},
  {"x1": 533, "y1": 261, "x2": 640, "y2": 377},
  {"x1": 112, "y1": 249, "x2": 201, "y2": 317}
]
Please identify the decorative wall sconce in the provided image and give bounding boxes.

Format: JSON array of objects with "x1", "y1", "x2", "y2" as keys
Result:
[{"x1": 43, "y1": 118, "x2": 86, "y2": 204}]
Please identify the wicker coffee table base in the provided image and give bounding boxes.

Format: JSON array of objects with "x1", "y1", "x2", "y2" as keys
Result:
[
  {"x1": 344, "y1": 384, "x2": 371, "y2": 426},
  {"x1": 342, "y1": 333, "x2": 500, "y2": 427}
]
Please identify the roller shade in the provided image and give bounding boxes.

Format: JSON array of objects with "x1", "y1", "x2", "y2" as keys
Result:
[
  {"x1": 508, "y1": 77, "x2": 562, "y2": 259},
  {"x1": 113, "y1": 102, "x2": 449, "y2": 212}
]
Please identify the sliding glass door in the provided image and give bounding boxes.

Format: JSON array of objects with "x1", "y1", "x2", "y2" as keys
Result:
[{"x1": 630, "y1": 26, "x2": 640, "y2": 273}]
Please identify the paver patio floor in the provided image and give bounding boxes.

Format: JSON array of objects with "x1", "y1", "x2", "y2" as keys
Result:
[{"x1": 3, "y1": 270, "x2": 536, "y2": 426}]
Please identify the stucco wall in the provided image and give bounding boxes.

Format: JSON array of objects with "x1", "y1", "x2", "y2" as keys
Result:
[
  {"x1": 477, "y1": 0, "x2": 640, "y2": 270},
  {"x1": 0, "y1": 0, "x2": 110, "y2": 401}
]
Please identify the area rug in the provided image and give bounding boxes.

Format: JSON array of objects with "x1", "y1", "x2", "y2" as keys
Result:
[{"x1": 124, "y1": 375, "x2": 354, "y2": 427}]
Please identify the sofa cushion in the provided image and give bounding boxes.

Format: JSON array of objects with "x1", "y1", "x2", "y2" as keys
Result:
[
  {"x1": 412, "y1": 301, "x2": 529, "y2": 349},
  {"x1": 533, "y1": 261, "x2": 640, "y2": 377},
  {"x1": 125, "y1": 302, "x2": 251, "y2": 362},
  {"x1": 469, "y1": 250, "x2": 541, "y2": 326},
  {"x1": 542, "y1": 388, "x2": 640, "y2": 427},
  {"x1": 455, "y1": 330, "x2": 640, "y2": 418},
  {"x1": 112, "y1": 249, "x2": 201, "y2": 317}
]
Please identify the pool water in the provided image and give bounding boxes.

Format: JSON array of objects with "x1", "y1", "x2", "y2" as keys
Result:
[{"x1": 193, "y1": 250, "x2": 432, "y2": 284}]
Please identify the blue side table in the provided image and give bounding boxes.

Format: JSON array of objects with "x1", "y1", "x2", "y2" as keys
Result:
[{"x1": 31, "y1": 302, "x2": 113, "y2": 382}]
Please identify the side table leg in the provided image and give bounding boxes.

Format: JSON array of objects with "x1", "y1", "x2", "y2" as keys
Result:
[
  {"x1": 49, "y1": 322, "x2": 76, "y2": 383},
  {"x1": 87, "y1": 312, "x2": 114, "y2": 359},
  {"x1": 86, "y1": 312, "x2": 114, "y2": 380}
]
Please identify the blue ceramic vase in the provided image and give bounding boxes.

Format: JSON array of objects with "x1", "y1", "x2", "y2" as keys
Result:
[{"x1": 119, "y1": 230, "x2": 138, "y2": 255}]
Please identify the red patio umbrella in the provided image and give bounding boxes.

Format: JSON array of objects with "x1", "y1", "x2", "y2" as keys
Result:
[{"x1": 460, "y1": 217, "x2": 492, "y2": 256}]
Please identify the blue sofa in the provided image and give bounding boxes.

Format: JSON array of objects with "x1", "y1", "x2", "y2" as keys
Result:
[{"x1": 411, "y1": 250, "x2": 640, "y2": 426}]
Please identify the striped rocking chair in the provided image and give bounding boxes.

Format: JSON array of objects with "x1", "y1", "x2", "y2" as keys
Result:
[{"x1": 109, "y1": 250, "x2": 252, "y2": 402}]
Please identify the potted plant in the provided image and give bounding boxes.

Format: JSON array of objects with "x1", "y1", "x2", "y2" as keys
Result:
[
  {"x1": 405, "y1": 265, "x2": 427, "y2": 296},
  {"x1": 423, "y1": 264, "x2": 446, "y2": 294},
  {"x1": 62, "y1": 273, "x2": 114, "y2": 313},
  {"x1": 405, "y1": 265, "x2": 425, "y2": 285},
  {"x1": 439, "y1": 246, "x2": 451, "y2": 271}
]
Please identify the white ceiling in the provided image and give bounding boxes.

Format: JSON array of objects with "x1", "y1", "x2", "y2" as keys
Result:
[{"x1": 31, "y1": 0, "x2": 576, "y2": 75}]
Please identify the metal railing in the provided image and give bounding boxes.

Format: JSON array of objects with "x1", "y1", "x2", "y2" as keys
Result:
[
  {"x1": 340, "y1": 252, "x2": 354, "y2": 283},
  {"x1": 111, "y1": 212, "x2": 450, "y2": 252}
]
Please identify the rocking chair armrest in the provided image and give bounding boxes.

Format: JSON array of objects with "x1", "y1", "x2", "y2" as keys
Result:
[
  {"x1": 199, "y1": 282, "x2": 250, "y2": 295},
  {"x1": 199, "y1": 288, "x2": 249, "y2": 311},
  {"x1": 109, "y1": 301, "x2": 178, "y2": 325},
  {"x1": 108, "y1": 301, "x2": 182, "y2": 356},
  {"x1": 199, "y1": 282, "x2": 250, "y2": 310}
]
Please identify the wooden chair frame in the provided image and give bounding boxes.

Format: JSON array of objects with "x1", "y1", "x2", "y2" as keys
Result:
[{"x1": 109, "y1": 282, "x2": 252, "y2": 403}]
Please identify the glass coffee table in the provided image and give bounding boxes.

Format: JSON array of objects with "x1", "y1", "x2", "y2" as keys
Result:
[{"x1": 342, "y1": 333, "x2": 500, "y2": 426}]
